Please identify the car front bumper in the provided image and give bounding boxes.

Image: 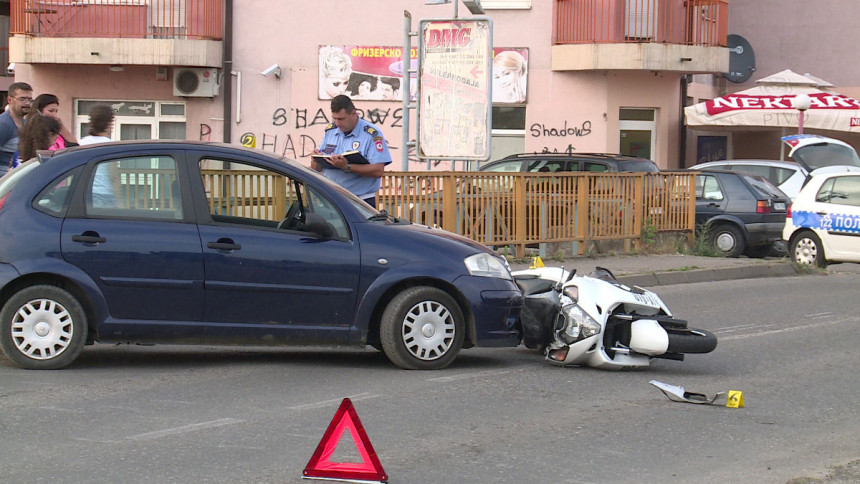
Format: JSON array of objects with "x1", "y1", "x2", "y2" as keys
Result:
[{"x1": 454, "y1": 275, "x2": 523, "y2": 347}]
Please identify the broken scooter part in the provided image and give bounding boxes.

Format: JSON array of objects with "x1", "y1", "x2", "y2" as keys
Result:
[{"x1": 649, "y1": 380, "x2": 725, "y2": 405}]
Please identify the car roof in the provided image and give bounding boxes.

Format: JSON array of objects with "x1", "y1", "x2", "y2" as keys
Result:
[
  {"x1": 497, "y1": 152, "x2": 652, "y2": 162},
  {"x1": 690, "y1": 159, "x2": 801, "y2": 169}
]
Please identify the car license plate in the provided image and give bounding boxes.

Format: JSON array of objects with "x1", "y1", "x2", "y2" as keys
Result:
[{"x1": 774, "y1": 202, "x2": 785, "y2": 211}]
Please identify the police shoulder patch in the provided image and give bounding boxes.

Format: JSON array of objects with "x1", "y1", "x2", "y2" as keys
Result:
[
  {"x1": 363, "y1": 125, "x2": 377, "y2": 136},
  {"x1": 325, "y1": 123, "x2": 336, "y2": 131}
]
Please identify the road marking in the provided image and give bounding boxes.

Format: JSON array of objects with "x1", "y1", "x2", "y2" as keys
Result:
[
  {"x1": 126, "y1": 418, "x2": 243, "y2": 441},
  {"x1": 715, "y1": 323, "x2": 778, "y2": 334},
  {"x1": 426, "y1": 368, "x2": 517, "y2": 383},
  {"x1": 719, "y1": 317, "x2": 855, "y2": 342},
  {"x1": 286, "y1": 393, "x2": 380, "y2": 411}
]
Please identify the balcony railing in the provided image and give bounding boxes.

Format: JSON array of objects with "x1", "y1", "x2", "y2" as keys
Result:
[
  {"x1": 554, "y1": 0, "x2": 728, "y2": 47},
  {"x1": 10, "y1": 0, "x2": 222, "y2": 40}
]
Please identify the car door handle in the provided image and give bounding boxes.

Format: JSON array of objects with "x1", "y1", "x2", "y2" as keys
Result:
[
  {"x1": 707, "y1": 203, "x2": 720, "y2": 207},
  {"x1": 72, "y1": 233, "x2": 107, "y2": 244},
  {"x1": 207, "y1": 240, "x2": 241, "y2": 251}
]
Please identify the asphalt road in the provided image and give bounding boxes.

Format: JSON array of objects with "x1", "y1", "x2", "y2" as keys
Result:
[{"x1": 0, "y1": 274, "x2": 858, "y2": 483}]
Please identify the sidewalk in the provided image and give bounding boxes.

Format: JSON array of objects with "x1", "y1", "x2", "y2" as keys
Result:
[{"x1": 507, "y1": 253, "x2": 803, "y2": 287}]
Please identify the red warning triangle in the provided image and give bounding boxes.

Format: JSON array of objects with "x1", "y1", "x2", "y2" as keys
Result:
[{"x1": 303, "y1": 398, "x2": 387, "y2": 483}]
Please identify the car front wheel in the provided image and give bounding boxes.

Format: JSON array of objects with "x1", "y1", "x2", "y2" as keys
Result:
[
  {"x1": 790, "y1": 230, "x2": 827, "y2": 268},
  {"x1": 0, "y1": 286, "x2": 88, "y2": 370},
  {"x1": 380, "y1": 287, "x2": 465, "y2": 370}
]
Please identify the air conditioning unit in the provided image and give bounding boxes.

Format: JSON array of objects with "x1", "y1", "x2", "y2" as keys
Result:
[{"x1": 173, "y1": 68, "x2": 219, "y2": 97}]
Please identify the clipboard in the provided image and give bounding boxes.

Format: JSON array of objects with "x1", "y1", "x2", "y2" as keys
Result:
[{"x1": 312, "y1": 150, "x2": 369, "y2": 169}]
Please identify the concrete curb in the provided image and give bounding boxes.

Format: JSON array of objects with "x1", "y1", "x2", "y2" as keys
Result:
[{"x1": 617, "y1": 262, "x2": 801, "y2": 287}]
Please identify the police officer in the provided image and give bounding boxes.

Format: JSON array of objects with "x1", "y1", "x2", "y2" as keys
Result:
[{"x1": 311, "y1": 95, "x2": 391, "y2": 208}]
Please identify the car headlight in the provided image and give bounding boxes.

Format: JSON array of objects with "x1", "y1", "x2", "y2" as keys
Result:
[
  {"x1": 559, "y1": 303, "x2": 601, "y2": 344},
  {"x1": 464, "y1": 253, "x2": 512, "y2": 280}
]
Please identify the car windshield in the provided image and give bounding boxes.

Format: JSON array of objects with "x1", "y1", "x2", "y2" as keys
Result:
[
  {"x1": 791, "y1": 143, "x2": 860, "y2": 171},
  {"x1": 743, "y1": 174, "x2": 785, "y2": 199}
]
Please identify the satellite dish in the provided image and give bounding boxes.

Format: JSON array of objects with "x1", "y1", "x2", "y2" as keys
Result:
[{"x1": 725, "y1": 34, "x2": 756, "y2": 83}]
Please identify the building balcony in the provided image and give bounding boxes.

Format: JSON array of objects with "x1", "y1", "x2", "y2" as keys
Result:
[
  {"x1": 8, "y1": 0, "x2": 222, "y2": 68},
  {"x1": 552, "y1": 0, "x2": 729, "y2": 73}
]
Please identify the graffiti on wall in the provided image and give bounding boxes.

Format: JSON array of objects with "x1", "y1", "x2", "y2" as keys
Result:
[
  {"x1": 232, "y1": 106, "x2": 407, "y2": 161},
  {"x1": 530, "y1": 120, "x2": 592, "y2": 138}
]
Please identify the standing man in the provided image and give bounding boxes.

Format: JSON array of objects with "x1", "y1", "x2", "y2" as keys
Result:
[
  {"x1": 0, "y1": 82, "x2": 34, "y2": 175},
  {"x1": 311, "y1": 95, "x2": 391, "y2": 208}
]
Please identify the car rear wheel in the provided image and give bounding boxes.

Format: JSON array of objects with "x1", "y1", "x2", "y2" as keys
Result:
[
  {"x1": 0, "y1": 285, "x2": 87, "y2": 370},
  {"x1": 711, "y1": 224, "x2": 745, "y2": 258},
  {"x1": 790, "y1": 230, "x2": 827, "y2": 268},
  {"x1": 380, "y1": 287, "x2": 464, "y2": 370}
]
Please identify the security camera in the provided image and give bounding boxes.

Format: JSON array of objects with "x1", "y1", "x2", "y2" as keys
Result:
[
  {"x1": 261, "y1": 63, "x2": 281, "y2": 78},
  {"x1": 6, "y1": 63, "x2": 15, "y2": 75}
]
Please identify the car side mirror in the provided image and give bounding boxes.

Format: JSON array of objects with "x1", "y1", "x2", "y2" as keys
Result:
[{"x1": 303, "y1": 212, "x2": 335, "y2": 239}]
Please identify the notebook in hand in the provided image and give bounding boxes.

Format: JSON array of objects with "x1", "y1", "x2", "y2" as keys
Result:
[{"x1": 312, "y1": 150, "x2": 369, "y2": 169}]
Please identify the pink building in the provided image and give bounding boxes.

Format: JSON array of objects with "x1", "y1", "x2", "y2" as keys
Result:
[{"x1": 5, "y1": 1, "x2": 742, "y2": 169}]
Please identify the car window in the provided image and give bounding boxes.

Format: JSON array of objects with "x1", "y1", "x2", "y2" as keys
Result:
[
  {"x1": 483, "y1": 160, "x2": 522, "y2": 173},
  {"x1": 33, "y1": 169, "x2": 81, "y2": 216},
  {"x1": 730, "y1": 164, "x2": 770, "y2": 180},
  {"x1": 792, "y1": 143, "x2": 860, "y2": 170},
  {"x1": 696, "y1": 174, "x2": 723, "y2": 200},
  {"x1": 526, "y1": 159, "x2": 569, "y2": 172},
  {"x1": 773, "y1": 167, "x2": 799, "y2": 185},
  {"x1": 86, "y1": 156, "x2": 182, "y2": 220},
  {"x1": 743, "y1": 174, "x2": 783, "y2": 198},
  {"x1": 584, "y1": 162, "x2": 609, "y2": 172},
  {"x1": 199, "y1": 159, "x2": 349, "y2": 239},
  {"x1": 817, "y1": 176, "x2": 860, "y2": 207},
  {"x1": 615, "y1": 159, "x2": 659, "y2": 172}
]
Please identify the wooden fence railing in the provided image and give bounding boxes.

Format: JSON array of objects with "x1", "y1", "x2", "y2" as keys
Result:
[
  {"x1": 378, "y1": 171, "x2": 696, "y2": 257},
  {"x1": 126, "y1": 169, "x2": 695, "y2": 258}
]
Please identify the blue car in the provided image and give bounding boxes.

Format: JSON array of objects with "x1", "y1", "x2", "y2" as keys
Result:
[{"x1": 0, "y1": 141, "x2": 522, "y2": 370}]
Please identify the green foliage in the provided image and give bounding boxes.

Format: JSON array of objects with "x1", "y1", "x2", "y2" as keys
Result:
[
  {"x1": 641, "y1": 217, "x2": 658, "y2": 246},
  {"x1": 684, "y1": 224, "x2": 723, "y2": 257}
]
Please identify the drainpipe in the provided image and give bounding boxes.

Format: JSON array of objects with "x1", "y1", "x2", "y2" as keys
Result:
[
  {"x1": 222, "y1": 0, "x2": 233, "y2": 143},
  {"x1": 679, "y1": 75, "x2": 690, "y2": 168}
]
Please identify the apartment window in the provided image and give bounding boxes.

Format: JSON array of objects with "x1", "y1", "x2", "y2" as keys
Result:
[{"x1": 76, "y1": 100, "x2": 187, "y2": 141}]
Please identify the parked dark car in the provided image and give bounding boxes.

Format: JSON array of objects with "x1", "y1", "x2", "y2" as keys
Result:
[
  {"x1": 0, "y1": 141, "x2": 523, "y2": 370},
  {"x1": 479, "y1": 152, "x2": 660, "y2": 173},
  {"x1": 693, "y1": 169, "x2": 789, "y2": 257}
]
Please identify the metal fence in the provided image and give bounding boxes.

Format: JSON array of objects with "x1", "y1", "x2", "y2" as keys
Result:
[
  {"x1": 11, "y1": 0, "x2": 222, "y2": 39},
  {"x1": 553, "y1": 0, "x2": 728, "y2": 47}
]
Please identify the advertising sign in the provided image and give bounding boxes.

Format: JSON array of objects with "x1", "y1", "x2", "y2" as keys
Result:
[
  {"x1": 318, "y1": 45, "x2": 526, "y2": 105},
  {"x1": 417, "y1": 18, "x2": 492, "y2": 160}
]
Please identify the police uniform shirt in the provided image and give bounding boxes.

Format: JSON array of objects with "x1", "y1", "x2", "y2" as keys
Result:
[{"x1": 318, "y1": 117, "x2": 392, "y2": 200}]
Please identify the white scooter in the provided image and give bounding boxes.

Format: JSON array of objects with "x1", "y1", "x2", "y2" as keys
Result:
[{"x1": 513, "y1": 266, "x2": 717, "y2": 369}]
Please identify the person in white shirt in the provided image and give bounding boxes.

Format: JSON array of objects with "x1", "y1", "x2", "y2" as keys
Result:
[{"x1": 78, "y1": 105, "x2": 116, "y2": 207}]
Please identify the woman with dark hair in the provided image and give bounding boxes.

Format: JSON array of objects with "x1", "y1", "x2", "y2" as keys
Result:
[
  {"x1": 17, "y1": 113, "x2": 61, "y2": 162},
  {"x1": 32, "y1": 93, "x2": 78, "y2": 150}
]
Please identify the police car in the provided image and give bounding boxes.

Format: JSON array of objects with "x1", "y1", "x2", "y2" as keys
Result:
[{"x1": 784, "y1": 169, "x2": 860, "y2": 267}]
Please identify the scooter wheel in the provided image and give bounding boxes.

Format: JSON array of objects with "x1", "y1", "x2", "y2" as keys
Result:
[{"x1": 666, "y1": 328, "x2": 717, "y2": 354}]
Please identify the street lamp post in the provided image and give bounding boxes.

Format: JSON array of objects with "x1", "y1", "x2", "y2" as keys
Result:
[{"x1": 794, "y1": 93, "x2": 811, "y2": 134}]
